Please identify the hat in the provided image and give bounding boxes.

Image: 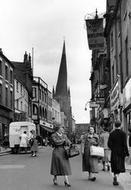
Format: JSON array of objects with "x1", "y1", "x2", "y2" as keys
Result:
[{"x1": 115, "y1": 120, "x2": 121, "y2": 128}]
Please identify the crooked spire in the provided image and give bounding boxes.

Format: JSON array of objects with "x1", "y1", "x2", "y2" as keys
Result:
[{"x1": 55, "y1": 41, "x2": 68, "y2": 96}]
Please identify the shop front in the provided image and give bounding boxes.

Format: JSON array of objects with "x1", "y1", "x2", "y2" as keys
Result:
[
  {"x1": 40, "y1": 120, "x2": 53, "y2": 138},
  {"x1": 110, "y1": 80, "x2": 121, "y2": 129},
  {"x1": 0, "y1": 105, "x2": 14, "y2": 148}
]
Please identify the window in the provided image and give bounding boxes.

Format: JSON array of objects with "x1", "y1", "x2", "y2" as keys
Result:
[
  {"x1": 33, "y1": 87, "x2": 36, "y2": 98},
  {"x1": 125, "y1": 37, "x2": 129, "y2": 76},
  {"x1": 39, "y1": 89, "x2": 42, "y2": 100},
  {"x1": 16, "y1": 99, "x2": 19, "y2": 110},
  {"x1": 10, "y1": 90, "x2": 13, "y2": 109},
  {"x1": 0, "y1": 61, "x2": 2, "y2": 76},
  {"x1": 20, "y1": 84, "x2": 22, "y2": 94},
  {"x1": 5, "y1": 65, "x2": 8, "y2": 80},
  {"x1": 0, "y1": 84, "x2": 2, "y2": 104},
  {"x1": 21, "y1": 101, "x2": 23, "y2": 111},
  {"x1": 33, "y1": 104, "x2": 38, "y2": 115},
  {"x1": 16, "y1": 81, "x2": 19, "y2": 92},
  {"x1": 10, "y1": 70, "x2": 13, "y2": 84},
  {"x1": 5, "y1": 87, "x2": 8, "y2": 107}
]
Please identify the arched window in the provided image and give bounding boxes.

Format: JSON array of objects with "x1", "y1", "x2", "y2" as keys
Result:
[{"x1": 33, "y1": 104, "x2": 38, "y2": 115}]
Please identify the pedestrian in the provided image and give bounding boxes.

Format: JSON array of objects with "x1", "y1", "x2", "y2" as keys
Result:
[
  {"x1": 99, "y1": 127, "x2": 110, "y2": 171},
  {"x1": 29, "y1": 130, "x2": 38, "y2": 157},
  {"x1": 50, "y1": 125, "x2": 72, "y2": 187},
  {"x1": 19, "y1": 131, "x2": 28, "y2": 153},
  {"x1": 108, "y1": 120, "x2": 129, "y2": 186},
  {"x1": 82, "y1": 126, "x2": 99, "y2": 181}
]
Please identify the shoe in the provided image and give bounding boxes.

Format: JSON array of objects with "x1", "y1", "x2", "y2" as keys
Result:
[
  {"x1": 113, "y1": 177, "x2": 119, "y2": 186},
  {"x1": 64, "y1": 181, "x2": 71, "y2": 187},
  {"x1": 89, "y1": 177, "x2": 96, "y2": 181},
  {"x1": 53, "y1": 178, "x2": 58, "y2": 185},
  {"x1": 113, "y1": 181, "x2": 119, "y2": 186}
]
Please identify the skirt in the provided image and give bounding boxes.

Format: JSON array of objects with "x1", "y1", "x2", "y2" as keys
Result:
[{"x1": 50, "y1": 146, "x2": 71, "y2": 176}]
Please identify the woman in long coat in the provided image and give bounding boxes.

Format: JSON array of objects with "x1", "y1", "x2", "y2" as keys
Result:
[
  {"x1": 29, "y1": 130, "x2": 38, "y2": 157},
  {"x1": 108, "y1": 120, "x2": 129, "y2": 186},
  {"x1": 82, "y1": 126, "x2": 99, "y2": 181},
  {"x1": 50, "y1": 125, "x2": 72, "y2": 187}
]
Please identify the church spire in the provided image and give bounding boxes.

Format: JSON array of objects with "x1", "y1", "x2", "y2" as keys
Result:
[{"x1": 55, "y1": 41, "x2": 68, "y2": 96}]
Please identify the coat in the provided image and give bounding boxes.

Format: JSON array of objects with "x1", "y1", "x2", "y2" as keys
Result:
[
  {"x1": 50, "y1": 132, "x2": 71, "y2": 176},
  {"x1": 20, "y1": 133, "x2": 28, "y2": 147},
  {"x1": 82, "y1": 133, "x2": 99, "y2": 173},
  {"x1": 108, "y1": 128, "x2": 129, "y2": 174},
  {"x1": 30, "y1": 134, "x2": 38, "y2": 152}
]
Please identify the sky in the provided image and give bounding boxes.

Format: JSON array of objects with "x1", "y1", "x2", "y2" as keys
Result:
[{"x1": 0, "y1": 0, "x2": 106, "y2": 124}]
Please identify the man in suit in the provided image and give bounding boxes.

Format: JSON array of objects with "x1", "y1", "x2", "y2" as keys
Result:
[{"x1": 108, "y1": 120, "x2": 129, "y2": 185}]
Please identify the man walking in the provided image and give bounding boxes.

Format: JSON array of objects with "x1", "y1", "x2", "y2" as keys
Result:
[{"x1": 108, "y1": 120, "x2": 129, "y2": 185}]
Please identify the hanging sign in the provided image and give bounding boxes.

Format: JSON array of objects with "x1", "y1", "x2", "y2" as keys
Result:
[{"x1": 85, "y1": 18, "x2": 104, "y2": 50}]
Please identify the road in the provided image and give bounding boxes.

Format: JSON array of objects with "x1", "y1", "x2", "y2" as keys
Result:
[{"x1": 0, "y1": 146, "x2": 124, "y2": 190}]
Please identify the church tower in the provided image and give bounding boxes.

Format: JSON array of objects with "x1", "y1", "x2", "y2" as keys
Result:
[{"x1": 53, "y1": 41, "x2": 72, "y2": 136}]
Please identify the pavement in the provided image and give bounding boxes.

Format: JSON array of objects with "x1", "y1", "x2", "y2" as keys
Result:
[{"x1": 0, "y1": 146, "x2": 131, "y2": 190}]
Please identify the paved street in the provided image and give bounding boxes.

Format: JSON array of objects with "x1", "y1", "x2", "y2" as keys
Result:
[{"x1": 0, "y1": 146, "x2": 124, "y2": 190}]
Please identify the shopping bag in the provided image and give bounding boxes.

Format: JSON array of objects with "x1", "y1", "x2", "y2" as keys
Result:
[
  {"x1": 65, "y1": 144, "x2": 80, "y2": 158},
  {"x1": 90, "y1": 145, "x2": 104, "y2": 157}
]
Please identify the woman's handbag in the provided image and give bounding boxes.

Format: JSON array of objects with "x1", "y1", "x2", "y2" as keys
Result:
[
  {"x1": 64, "y1": 144, "x2": 80, "y2": 158},
  {"x1": 90, "y1": 145, "x2": 104, "y2": 157},
  {"x1": 29, "y1": 138, "x2": 34, "y2": 147}
]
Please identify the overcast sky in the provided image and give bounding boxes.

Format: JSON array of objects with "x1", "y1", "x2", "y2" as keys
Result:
[{"x1": 0, "y1": 0, "x2": 106, "y2": 124}]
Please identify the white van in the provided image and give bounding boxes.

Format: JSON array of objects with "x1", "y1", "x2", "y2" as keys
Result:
[{"x1": 9, "y1": 121, "x2": 36, "y2": 153}]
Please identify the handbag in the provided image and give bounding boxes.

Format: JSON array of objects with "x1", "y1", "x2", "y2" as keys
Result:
[
  {"x1": 29, "y1": 138, "x2": 34, "y2": 146},
  {"x1": 90, "y1": 145, "x2": 104, "y2": 157},
  {"x1": 64, "y1": 144, "x2": 80, "y2": 158}
]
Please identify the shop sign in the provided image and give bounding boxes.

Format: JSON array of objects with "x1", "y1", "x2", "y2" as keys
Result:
[
  {"x1": 123, "y1": 78, "x2": 131, "y2": 108},
  {"x1": 85, "y1": 18, "x2": 104, "y2": 50},
  {"x1": 40, "y1": 120, "x2": 53, "y2": 129},
  {"x1": 110, "y1": 81, "x2": 120, "y2": 111}
]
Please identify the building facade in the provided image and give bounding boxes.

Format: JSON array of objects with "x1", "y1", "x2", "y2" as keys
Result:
[
  {"x1": 12, "y1": 52, "x2": 33, "y2": 122},
  {"x1": 52, "y1": 98, "x2": 61, "y2": 126},
  {"x1": 0, "y1": 50, "x2": 14, "y2": 145},
  {"x1": 85, "y1": 11, "x2": 111, "y2": 133},
  {"x1": 104, "y1": 0, "x2": 131, "y2": 134},
  {"x1": 32, "y1": 77, "x2": 53, "y2": 137}
]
